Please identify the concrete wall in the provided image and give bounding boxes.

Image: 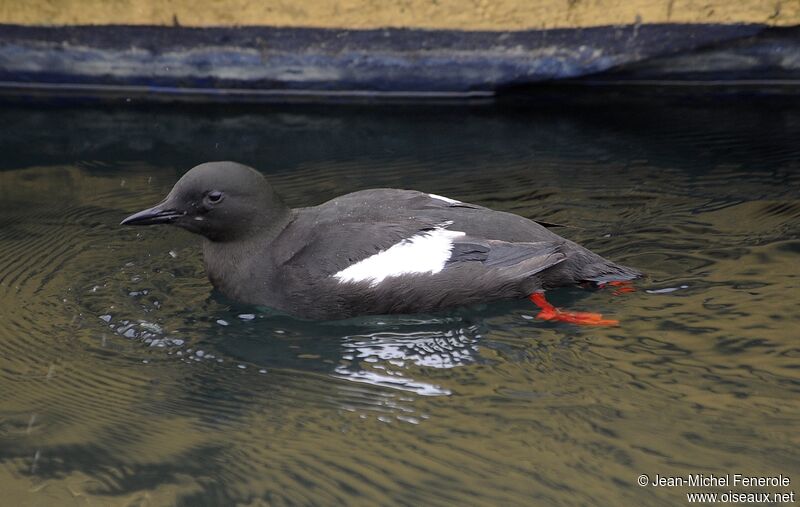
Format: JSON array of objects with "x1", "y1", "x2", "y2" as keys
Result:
[
  {"x1": 2, "y1": 0, "x2": 797, "y2": 29},
  {"x1": 0, "y1": 1, "x2": 798, "y2": 102}
]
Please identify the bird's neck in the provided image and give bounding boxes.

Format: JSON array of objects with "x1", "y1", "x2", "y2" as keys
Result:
[{"x1": 201, "y1": 210, "x2": 294, "y2": 303}]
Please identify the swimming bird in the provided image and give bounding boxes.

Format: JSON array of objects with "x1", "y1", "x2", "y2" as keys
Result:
[{"x1": 122, "y1": 162, "x2": 640, "y2": 324}]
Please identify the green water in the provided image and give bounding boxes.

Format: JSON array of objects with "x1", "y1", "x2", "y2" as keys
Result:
[{"x1": 0, "y1": 101, "x2": 798, "y2": 506}]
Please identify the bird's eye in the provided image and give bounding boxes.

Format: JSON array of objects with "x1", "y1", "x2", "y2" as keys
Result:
[{"x1": 206, "y1": 191, "x2": 224, "y2": 204}]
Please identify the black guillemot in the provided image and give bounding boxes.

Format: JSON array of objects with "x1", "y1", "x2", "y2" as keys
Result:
[{"x1": 122, "y1": 161, "x2": 641, "y2": 324}]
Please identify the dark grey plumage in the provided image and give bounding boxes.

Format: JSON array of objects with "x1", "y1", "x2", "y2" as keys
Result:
[{"x1": 122, "y1": 162, "x2": 640, "y2": 320}]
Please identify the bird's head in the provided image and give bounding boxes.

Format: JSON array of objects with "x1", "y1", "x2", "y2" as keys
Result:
[{"x1": 121, "y1": 161, "x2": 287, "y2": 242}]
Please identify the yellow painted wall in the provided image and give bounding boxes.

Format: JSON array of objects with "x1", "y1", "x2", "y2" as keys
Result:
[{"x1": 0, "y1": 0, "x2": 798, "y2": 29}]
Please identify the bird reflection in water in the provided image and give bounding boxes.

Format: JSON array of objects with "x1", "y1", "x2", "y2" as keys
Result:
[
  {"x1": 334, "y1": 325, "x2": 484, "y2": 396},
  {"x1": 215, "y1": 313, "x2": 488, "y2": 397}
]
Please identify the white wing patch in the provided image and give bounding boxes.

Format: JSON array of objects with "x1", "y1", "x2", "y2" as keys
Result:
[
  {"x1": 428, "y1": 193, "x2": 461, "y2": 205},
  {"x1": 333, "y1": 228, "x2": 466, "y2": 287}
]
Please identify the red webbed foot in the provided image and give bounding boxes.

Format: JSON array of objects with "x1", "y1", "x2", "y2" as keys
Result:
[
  {"x1": 529, "y1": 292, "x2": 619, "y2": 326},
  {"x1": 598, "y1": 280, "x2": 636, "y2": 295}
]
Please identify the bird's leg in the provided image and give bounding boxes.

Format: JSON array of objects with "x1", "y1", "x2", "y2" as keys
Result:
[
  {"x1": 597, "y1": 280, "x2": 636, "y2": 295},
  {"x1": 528, "y1": 292, "x2": 619, "y2": 326}
]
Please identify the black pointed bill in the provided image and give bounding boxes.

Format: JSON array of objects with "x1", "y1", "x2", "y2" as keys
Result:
[{"x1": 121, "y1": 203, "x2": 186, "y2": 226}]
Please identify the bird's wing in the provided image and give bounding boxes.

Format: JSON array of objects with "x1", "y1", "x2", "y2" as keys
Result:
[
  {"x1": 447, "y1": 237, "x2": 567, "y2": 279},
  {"x1": 279, "y1": 215, "x2": 566, "y2": 286},
  {"x1": 310, "y1": 188, "x2": 568, "y2": 237},
  {"x1": 277, "y1": 219, "x2": 441, "y2": 274}
]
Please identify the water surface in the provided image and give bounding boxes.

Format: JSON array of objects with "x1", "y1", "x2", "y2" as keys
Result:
[{"x1": 0, "y1": 101, "x2": 798, "y2": 506}]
